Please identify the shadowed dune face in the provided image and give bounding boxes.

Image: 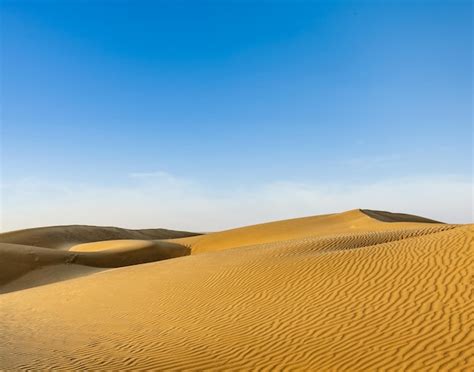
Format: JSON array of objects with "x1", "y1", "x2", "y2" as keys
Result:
[
  {"x1": 0, "y1": 240, "x2": 190, "y2": 293},
  {"x1": 360, "y1": 209, "x2": 443, "y2": 223},
  {"x1": 0, "y1": 225, "x2": 196, "y2": 292},
  {"x1": 0, "y1": 209, "x2": 472, "y2": 370}
]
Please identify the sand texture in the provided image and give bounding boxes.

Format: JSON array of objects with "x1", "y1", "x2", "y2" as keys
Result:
[{"x1": 0, "y1": 209, "x2": 472, "y2": 371}]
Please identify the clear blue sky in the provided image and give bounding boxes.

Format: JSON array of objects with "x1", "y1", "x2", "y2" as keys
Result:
[{"x1": 1, "y1": 1, "x2": 472, "y2": 230}]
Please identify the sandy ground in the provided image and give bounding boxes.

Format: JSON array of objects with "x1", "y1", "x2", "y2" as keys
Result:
[{"x1": 0, "y1": 209, "x2": 472, "y2": 370}]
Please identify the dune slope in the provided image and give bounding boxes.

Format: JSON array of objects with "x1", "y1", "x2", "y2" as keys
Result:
[
  {"x1": 0, "y1": 210, "x2": 472, "y2": 371},
  {"x1": 173, "y1": 209, "x2": 442, "y2": 254}
]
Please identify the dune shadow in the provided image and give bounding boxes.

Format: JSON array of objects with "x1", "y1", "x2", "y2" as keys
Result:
[{"x1": 360, "y1": 209, "x2": 443, "y2": 224}]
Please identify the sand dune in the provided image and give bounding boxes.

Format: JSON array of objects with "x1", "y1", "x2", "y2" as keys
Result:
[
  {"x1": 0, "y1": 239, "x2": 190, "y2": 293},
  {"x1": 173, "y1": 209, "x2": 442, "y2": 254},
  {"x1": 0, "y1": 209, "x2": 472, "y2": 370},
  {"x1": 0, "y1": 224, "x2": 200, "y2": 249}
]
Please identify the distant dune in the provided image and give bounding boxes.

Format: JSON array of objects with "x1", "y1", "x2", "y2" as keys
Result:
[
  {"x1": 0, "y1": 209, "x2": 472, "y2": 371},
  {"x1": 0, "y1": 224, "x2": 200, "y2": 249}
]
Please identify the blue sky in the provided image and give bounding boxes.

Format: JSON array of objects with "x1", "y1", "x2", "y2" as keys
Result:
[{"x1": 1, "y1": 0, "x2": 472, "y2": 230}]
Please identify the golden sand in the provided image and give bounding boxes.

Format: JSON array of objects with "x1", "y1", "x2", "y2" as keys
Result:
[{"x1": 0, "y1": 209, "x2": 472, "y2": 370}]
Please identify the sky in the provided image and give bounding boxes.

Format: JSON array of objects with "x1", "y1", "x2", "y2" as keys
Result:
[{"x1": 1, "y1": 0, "x2": 472, "y2": 231}]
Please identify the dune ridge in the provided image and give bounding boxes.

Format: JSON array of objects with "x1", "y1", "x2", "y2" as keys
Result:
[
  {"x1": 0, "y1": 209, "x2": 472, "y2": 371},
  {"x1": 173, "y1": 209, "x2": 443, "y2": 254}
]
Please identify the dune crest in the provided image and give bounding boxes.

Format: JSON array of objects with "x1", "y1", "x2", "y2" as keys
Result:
[
  {"x1": 173, "y1": 209, "x2": 443, "y2": 254},
  {"x1": 0, "y1": 209, "x2": 472, "y2": 371}
]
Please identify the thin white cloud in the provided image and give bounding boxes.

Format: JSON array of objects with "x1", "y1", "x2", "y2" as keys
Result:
[
  {"x1": 338, "y1": 153, "x2": 402, "y2": 168},
  {"x1": 129, "y1": 171, "x2": 180, "y2": 180},
  {"x1": 1, "y1": 172, "x2": 472, "y2": 232}
]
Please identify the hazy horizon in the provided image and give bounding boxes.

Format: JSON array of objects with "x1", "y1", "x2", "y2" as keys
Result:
[{"x1": 1, "y1": 0, "x2": 472, "y2": 231}]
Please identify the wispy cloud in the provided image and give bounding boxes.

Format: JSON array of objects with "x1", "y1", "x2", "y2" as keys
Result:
[
  {"x1": 1, "y1": 172, "x2": 472, "y2": 232},
  {"x1": 339, "y1": 154, "x2": 402, "y2": 169},
  {"x1": 129, "y1": 171, "x2": 179, "y2": 180}
]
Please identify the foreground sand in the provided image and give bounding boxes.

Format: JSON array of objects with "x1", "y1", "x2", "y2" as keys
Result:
[{"x1": 0, "y1": 209, "x2": 472, "y2": 370}]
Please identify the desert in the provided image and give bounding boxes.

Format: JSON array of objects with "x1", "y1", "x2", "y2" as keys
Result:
[
  {"x1": 1, "y1": 209, "x2": 472, "y2": 370},
  {"x1": 2, "y1": 2, "x2": 471, "y2": 370}
]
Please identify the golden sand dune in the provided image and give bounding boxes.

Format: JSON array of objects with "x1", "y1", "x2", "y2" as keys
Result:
[
  {"x1": 174, "y1": 209, "x2": 442, "y2": 254},
  {"x1": 0, "y1": 224, "x2": 200, "y2": 249},
  {"x1": 0, "y1": 209, "x2": 472, "y2": 371}
]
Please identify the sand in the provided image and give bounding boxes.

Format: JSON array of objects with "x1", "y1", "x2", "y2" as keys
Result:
[{"x1": 0, "y1": 209, "x2": 472, "y2": 370}]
